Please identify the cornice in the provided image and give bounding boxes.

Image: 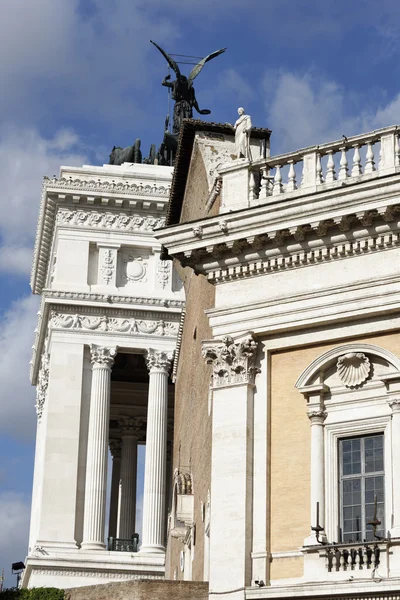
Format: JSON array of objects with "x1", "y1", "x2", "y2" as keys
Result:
[
  {"x1": 155, "y1": 174, "x2": 400, "y2": 280},
  {"x1": 30, "y1": 174, "x2": 172, "y2": 295},
  {"x1": 43, "y1": 289, "x2": 185, "y2": 309}
]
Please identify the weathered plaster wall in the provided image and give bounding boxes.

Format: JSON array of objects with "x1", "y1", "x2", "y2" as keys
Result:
[
  {"x1": 65, "y1": 579, "x2": 208, "y2": 600},
  {"x1": 166, "y1": 142, "x2": 217, "y2": 581},
  {"x1": 269, "y1": 329, "x2": 400, "y2": 580}
]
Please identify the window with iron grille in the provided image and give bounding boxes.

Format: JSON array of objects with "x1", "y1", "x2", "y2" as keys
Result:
[{"x1": 339, "y1": 434, "x2": 385, "y2": 542}]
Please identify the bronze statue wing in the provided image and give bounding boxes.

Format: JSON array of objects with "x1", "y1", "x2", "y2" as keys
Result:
[
  {"x1": 150, "y1": 40, "x2": 181, "y2": 77},
  {"x1": 187, "y1": 48, "x2": 226, "y2": 87}
]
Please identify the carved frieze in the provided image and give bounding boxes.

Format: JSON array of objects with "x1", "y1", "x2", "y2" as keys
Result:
[
  {"x1": 56, "y1": 208, "x2": 165, "y2": 232},
  {"x1": 202, "y1": 335, "x2": 259, "y2": 388},
  {"x1": 336, "y1": 352, "x2": 371, "y2": 387},
  {"x1": 49, "y1": 311, "x2": 178, "y2": 337},
  {"x1": 43, "y1": 289, "x2": 184, "y2": 308},
  {"x1": 35, "y1": 351, "x2": 50, "y2": 420}
]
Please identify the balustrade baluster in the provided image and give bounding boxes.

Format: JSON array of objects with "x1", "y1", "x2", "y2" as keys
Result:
[
  {"x1": 331, "y1": 552, "x2": 338, "y2": 571},
  {"x1": 352, "y1": 145, "x2": 362, "y2": 176},
  {"x1": 364, "y1": 142, "x2": 376, "y2": 173},
  {"x1": 316, "y1": 153, "x2": 324, "y2": 184},
  {"x1": 354, "y1": 549, "x2": 361, "y2": 569},
  {"x1": 249, "y1": 170, "x2": 257, "y2": 201},
  {"x1": 339, "y1": 552, "x2": 346, "y2": 571},
  {"x1": 325, "y1": 150, "x2": 336, "y2": 182},
  {"x1": 259, "y1": 165, "x2": 270, "y2": 199},
  {"x1": 273, "y1": 165, "x2": 283, "y2": 195},
  {"x1": 338, "y1": 147, "x2": 349, "y2": 180},
  {"x1": 286, "y1": 160, "x2": 297, "y2": 191},
  {"x1": 395, "y1": 135, "x2": 400, "y2": 167}
]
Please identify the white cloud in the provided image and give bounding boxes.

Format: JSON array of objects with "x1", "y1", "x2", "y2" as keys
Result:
[
  {"x1": 0, "y1": 295, "x2": 41, "y2": 440},
  {"x1": 0, "y1": 491, "x2": 31, "y2": 588},
  {"x1": 0, "y1": 125, "x2": 88, "y2": 276},
  {"x1": 265, "y1": 69, "x2": 400, "y2": 154}
]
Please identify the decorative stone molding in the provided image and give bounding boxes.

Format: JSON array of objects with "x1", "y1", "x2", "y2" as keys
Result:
[
  {"x1": 47, "y1": 175, "x2": 170, "y2": 198},
  {"x1": 157, "y1": 260, "x2": 171, "y2": 288},
  {"x1": 119, "y1": 416, "x2": 145, "y2": 437},
  {"x1": 49, "y1": 311, "x2": 178, "y2": 337},
  {"x1": 121, "y1": 255, "x2": 147, "y2": 284},
  {"x1": 145, "y1": 349, "x2": 174, "y2": 374},
  {"x1": 307, "y1": 409, "x2": 327, "y2": 423},
  {"x1": 56, "y1": 208, "x2": 165, "y2": 232},
  {"x1": 35, "y1": 351, "x2": 50, "y2": 420},
  {"x1": 31, "y1": 568, "x2": 162, "y2": 580},
  {"x1": 388, "y1": 398, "x2": 400, "y2": 413},
  {"x1": 43, "y1": 289, "x2": 185, "y2": 308},
  {"x1": 100, "y1": 249, "x2": 116, "y2": 285},
  {"x1": 202, "y1": 334, "x2": 259, "y2": 388},
  {"x1": 90, "y1": 345, "x2": 117, "y2": 368},
  {"x1": 336, "y1": 352, "x2": 371, "y2": 387},
  {"x1": 109, "y1": 438, "x2": 122, "y2": 458}
]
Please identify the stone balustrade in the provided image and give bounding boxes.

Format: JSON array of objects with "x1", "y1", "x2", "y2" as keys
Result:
[
  {"x1": 219, "y1": 125, "x2": 400, "y2": 213},
  {"x1": 324, "y1": 542, "x2": 381, "y2": 572}
]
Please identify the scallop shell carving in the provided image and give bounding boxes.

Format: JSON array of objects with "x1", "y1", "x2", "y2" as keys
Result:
[{"x1": 336, "y1": 352, "x2": 371, "y2": 387}]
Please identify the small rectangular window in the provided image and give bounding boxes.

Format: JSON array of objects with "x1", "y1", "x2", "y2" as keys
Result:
[{"x1": 339, "y1": 434, "x2": 384, "y2": 542}]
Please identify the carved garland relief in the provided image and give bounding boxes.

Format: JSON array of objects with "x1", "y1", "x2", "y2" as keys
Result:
[
  {"x1": 49, "y1": 311, "x2": 178, "y2": 337},
  {"x1": 56, "y1": 208, "x2": 165, "y2": 232}
]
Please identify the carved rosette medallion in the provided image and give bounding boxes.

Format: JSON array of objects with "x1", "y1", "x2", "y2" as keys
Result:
[
  {"x1": 119, "y1": 416, "x2": 145, "y2": 438},
  {"x1": 35, "y1": 352, "x2": 50, "y2": 420},
  {"x1": 337, "y1": 352, "x2": 371, "y2": 387},
  {"x1": 90, "y1": 345, "x2": 117, "y2": 369},
  {"x1": 145, "y1": 349, "x2": 174, "y2": 374},
  {"x1": 202, "y1": 335, "x2": 259, "y2": 388}
]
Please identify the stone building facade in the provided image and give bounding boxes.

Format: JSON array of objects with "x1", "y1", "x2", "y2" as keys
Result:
[
  {"x1": 23, "y1": 161, "x2": 184, "y2": 588},
  {"x1": 156, "y1": 120, "x2": 400, "y2": 600}
]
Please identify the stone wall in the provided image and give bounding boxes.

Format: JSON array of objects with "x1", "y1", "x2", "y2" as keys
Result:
[{"x1": 65, "y1": 579, "x2": 208, "y2": 600}]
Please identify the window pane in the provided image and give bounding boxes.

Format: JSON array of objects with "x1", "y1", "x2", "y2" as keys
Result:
[{"x1": 340, "y1": 434, "x2": 384, "y2": 542}]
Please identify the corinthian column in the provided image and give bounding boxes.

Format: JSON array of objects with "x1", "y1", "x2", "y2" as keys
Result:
[
  {"x1": 117, "y1": 416, "x2": 144, "y2": 539},
  {"x1": 140, "y1": 349, "x2": 173, "y2": 553},
  {"x1": 108, "y1": 439, "x2": 122, "y2": 539},
  {"x1": 81, "y1": 345, "x2": 116, "y2": 550}
]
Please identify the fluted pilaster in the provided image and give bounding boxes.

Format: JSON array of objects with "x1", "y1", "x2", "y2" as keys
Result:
[
  {"x1": 82, "y1": 345, "x2": 116, "y2": 550},
  {"x1": 140, "y1": 349, "x2": 173, "y2": 553},
  {"x1": 117, "y1": 416, "x2": 144, "y2": 539}
]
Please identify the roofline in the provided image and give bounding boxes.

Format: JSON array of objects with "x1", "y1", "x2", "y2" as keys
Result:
[{"x1": 165, "y1": 119, "x2": 272, "y2": 227}]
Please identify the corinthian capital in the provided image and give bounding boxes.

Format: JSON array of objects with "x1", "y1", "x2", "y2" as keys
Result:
[
  {"x1": 90, "y1": 344, "x2": 117, "y2": 368},
  {"x1": 202, "y1": 334, "x2": 259, "y2": 388},
  {"x1": 307, "y1": 409, "x2": 327, "y2": 423},
  {"x1": 119, "y1": 415, "x2": 145, "y2": 437},
  {"x1": 145, "y1": 349, "x2": 174, "y2": 374}
]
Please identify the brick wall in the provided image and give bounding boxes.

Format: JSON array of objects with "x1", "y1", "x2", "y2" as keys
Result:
[{"x1": 65, "y1": 579, "x2": 208, "y2": 600}]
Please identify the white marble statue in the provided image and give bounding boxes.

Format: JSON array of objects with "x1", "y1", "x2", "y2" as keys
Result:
[{"x1": 234, "y1": 107, "x2": 252, "y2": 161}]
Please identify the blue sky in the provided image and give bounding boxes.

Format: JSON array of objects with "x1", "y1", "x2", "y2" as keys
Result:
[{"x1": 1, "y1": 0, "x2": 400, "y2": 587}]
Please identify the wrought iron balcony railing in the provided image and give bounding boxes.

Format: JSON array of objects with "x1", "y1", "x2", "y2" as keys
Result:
[{"x1": 107, "y1": 534, "x2": 139, "y2": 553}]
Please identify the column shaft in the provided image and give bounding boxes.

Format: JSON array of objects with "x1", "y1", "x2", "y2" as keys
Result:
[
  {"x1": 304, "y1": 410, "x2": 326, "y2": 545},
  {"x1": 108, "y1": 440, "x2": 121, "y2": 540},
  {"x1": 117, "y1": 434, "x2": 138, "y2": 538},
  {"x1": 82, "y1": 346, "x2": 116, "y2": 550},
  {"x1": 140, "y1": 350, "x2": 172, "y2": 553},
  {"x1": 390, "y1": 401, "x2": 400, "y2": 535}
]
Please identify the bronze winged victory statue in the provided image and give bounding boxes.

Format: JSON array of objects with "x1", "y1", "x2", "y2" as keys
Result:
[{"x1": 150, "y1": 41, "x2": 226, "y2": 135}]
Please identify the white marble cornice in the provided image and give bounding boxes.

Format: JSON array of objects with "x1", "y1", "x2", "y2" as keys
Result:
[
  {"x1": 42, "y1": 289, "x2": 184, "y2": 310},
  {"x1": 155, "y1": 174, "x2": 400, "y2": 278}
]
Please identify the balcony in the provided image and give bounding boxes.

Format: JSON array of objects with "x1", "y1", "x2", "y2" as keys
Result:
[{"x1": 107, "y1": 534, "x2": 139, "y2": 553}]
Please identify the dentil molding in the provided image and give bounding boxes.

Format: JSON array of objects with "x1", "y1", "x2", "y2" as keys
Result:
[
  {"x1": 43, "y1": 289, "x2": 184, "y2": 308},
  {"x1": 202, "y1": 334, "x2": 260, "y2": 388}
]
